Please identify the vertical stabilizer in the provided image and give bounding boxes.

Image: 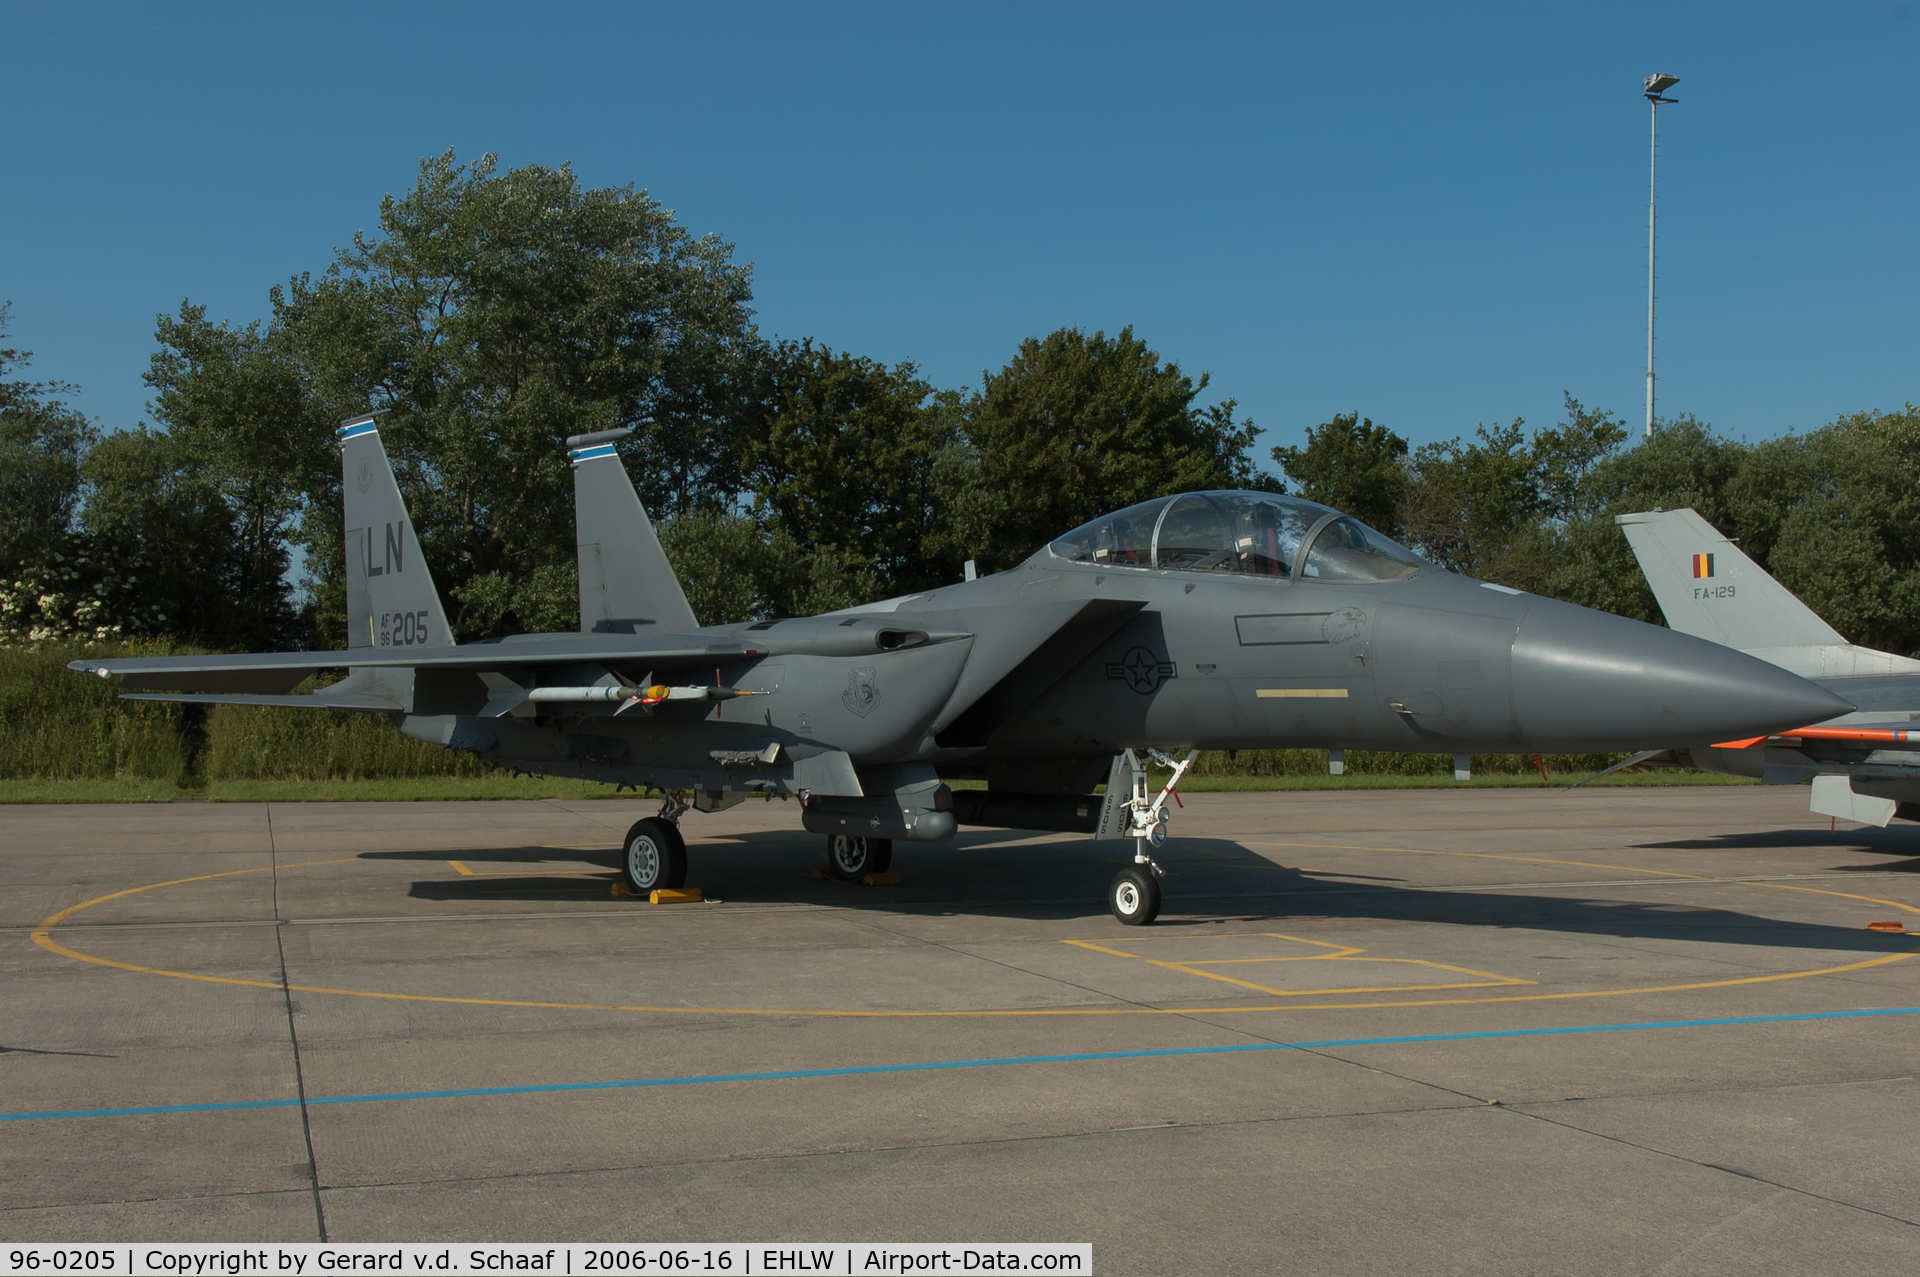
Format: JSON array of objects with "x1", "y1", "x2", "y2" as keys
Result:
[
  {"x1": 339, "y1": 415, "x2": 453, "y2": 650},
  {"x1": 1615, "y1": 508, "x2": 1844, "y2": 650},
  {"x1": 569, "y1": 428, "x2": 699, "y2": 634},
  {"x1": 1615, "y1": 507, "x2": 1920, "y2": 680}
]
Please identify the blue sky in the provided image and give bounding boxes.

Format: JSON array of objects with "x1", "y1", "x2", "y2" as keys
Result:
[{"x1": 4, "y1": 2, "x2": 1915, "y2": 465}]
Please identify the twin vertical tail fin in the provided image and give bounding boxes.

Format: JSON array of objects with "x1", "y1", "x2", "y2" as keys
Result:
[
  {"x1": 339, "y1": 415, "x2": 453, "y2": 651},
  {"x1": 568, "y1": 427, "x2": 699, "y2": 634}
]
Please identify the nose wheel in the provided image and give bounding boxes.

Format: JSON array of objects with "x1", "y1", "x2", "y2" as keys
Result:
[{"x1": 1108, "y1": 865, "x2": 1162, "y2": 925}]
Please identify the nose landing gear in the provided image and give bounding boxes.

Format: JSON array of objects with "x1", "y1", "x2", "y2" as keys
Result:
[{"x1": 1103, "y1": 748, "x2": 1198, "y2": 926}]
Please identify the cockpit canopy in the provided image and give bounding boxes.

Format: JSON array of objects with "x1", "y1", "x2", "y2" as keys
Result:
[{"x1": 1046, "y1": 490, "x2": 1429, "y2": 582}]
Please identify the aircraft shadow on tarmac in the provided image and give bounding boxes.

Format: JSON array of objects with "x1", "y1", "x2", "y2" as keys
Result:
[
  {"x1": 355, "y1": 833, "x2": 1919, "y2": 958},
  {"x1": 1639, "y1": 827, "x2": 1919, "y2": 856},
  {"x1": 1638, "y1": 828, "x2": 1920, "y2": 874}
]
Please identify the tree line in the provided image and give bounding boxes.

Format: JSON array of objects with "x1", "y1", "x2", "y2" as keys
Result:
[
  {"x1": 3, "y1": 150, "x2": 1915, "y2": 656},
  {"x1": 0, "y1": 152, "x2": 1265, "y2": 649},
  {"x1": 1274, "y1": 400, "x2": 1920, "y2": 654}
]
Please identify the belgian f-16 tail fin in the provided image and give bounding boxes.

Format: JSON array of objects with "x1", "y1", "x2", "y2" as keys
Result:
[
  {"x1": 569, "y1": 427, "x2": 698, "y2": 635},
  {"x1": 1615, "y1": 507, "x2": 1920, "y2": 679},
  {"x1": 339, "y1": 415, "x2": 453, "y2": 651}
]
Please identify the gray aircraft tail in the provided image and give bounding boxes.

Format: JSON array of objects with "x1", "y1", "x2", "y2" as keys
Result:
[
  {"x1": 1615, "y1": 508, "x2": 1920, "y2": 679},
  {"x1": 568, "y1": 428, "x2": 698, "y2": 635},
  {"x1": 339, "y1": 415, "x2": 453, "y2": 651}
]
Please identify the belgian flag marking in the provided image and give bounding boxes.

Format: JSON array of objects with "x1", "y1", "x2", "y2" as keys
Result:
[{"x1": 1692, "y1": 553, "x2": 1714, "y2": 579}]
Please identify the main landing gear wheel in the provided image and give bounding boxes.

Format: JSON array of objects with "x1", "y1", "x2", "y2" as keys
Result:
[
  {"x1": 827, "y1": 834, "x2": 892, "y2": 880},
  {"x1": 622, "y1": 817, "x2": 687, "y2": 893},
  {"x1": 1109, "y1": 866, "x2": 1162, "y2": 926}
]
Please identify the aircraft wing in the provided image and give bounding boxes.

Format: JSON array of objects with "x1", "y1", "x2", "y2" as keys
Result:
[
  {"x1": 69, "y1": 636, "x2": 767, "y2": 683},
  {"x1": 72, "y1": 624, "x2": 979, "y2": 707}
]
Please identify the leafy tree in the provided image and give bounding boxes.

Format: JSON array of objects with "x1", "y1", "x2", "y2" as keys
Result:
[
  {"x1": 1736, "y1": 408, "x2": 1920, "y2": 653},
  {"x1": 1546, "y1": 415, "x2": 1750, "y2": 624},
  {"x1": 659, "y1": 508, "x2": 878, "y2": 625},
  {"x1": 1270, "y1": 412, "x2": 1406, "y2": 535},
  {"x1": 1400, "y1": 418, "x2": 1542, "y2": 581},
  {"x1": 1530, "y1": 395, "x2": 1629, "y2": 526},
  {"x1": 160, "y1": 150, "x2": 764, "y2": 642},
  {"x1": 1399, "y1": 396, "x2": 1632, "y2": 590},
  {"x1": 144, "y1": 303, "x2": 325, "y2": 647},
  {"x1": 0, "y1": 304, "x2": 95, "y2": 581},
  {"x1": 956, "y1": 326, "x2": 1272, "y2": 570},
  {"x1": 78, "y1": 428, "x2": 297, "y2": 647},
  {"x1": 743, "y1": 340, "x2": 958, "y2": 595},
  {"x1": 0, "y1": 305, "x2": 128, "y2": 642}
]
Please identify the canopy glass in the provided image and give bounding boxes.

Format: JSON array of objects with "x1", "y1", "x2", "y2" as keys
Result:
[{"x1": 1046, "y1": 490, "x2": 1429, "y2": 582}]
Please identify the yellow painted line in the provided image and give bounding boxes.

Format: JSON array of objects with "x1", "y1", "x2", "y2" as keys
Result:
[
  {"x1": 447, "y1": 860, "x2": 475, "y2": 876},
  {"x1": 1256, "y1": 688, "x2": 1349, "y2": 698},
  {"x1": 1061, "y1": 932, "x2": 1532, "y2": 999},
  {"x1": 28, "y1": 847, "x2": 1920, "y2": 1019}
]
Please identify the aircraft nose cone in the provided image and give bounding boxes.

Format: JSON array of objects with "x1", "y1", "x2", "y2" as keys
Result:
[{"x1": 1511, "y1": 600, "x2": 1853, "y2": 752}]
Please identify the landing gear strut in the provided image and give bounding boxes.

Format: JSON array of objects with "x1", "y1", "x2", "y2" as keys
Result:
[{"x1": 1105, "y1": 748, "x2": 1199, "y2": 926}]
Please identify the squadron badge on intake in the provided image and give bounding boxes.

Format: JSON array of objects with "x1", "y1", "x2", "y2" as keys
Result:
[{"x1": 844, "y1": 667, "x2": 881, "y2": 717}]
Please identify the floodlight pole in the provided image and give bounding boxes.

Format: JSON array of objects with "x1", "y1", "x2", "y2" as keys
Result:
[{"x1": 1644, "y1": 75, "x2": 1679, "y2": 438}]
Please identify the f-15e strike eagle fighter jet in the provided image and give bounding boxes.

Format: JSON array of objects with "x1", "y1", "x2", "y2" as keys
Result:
[
  {"x1": 72, "y1": 416, "x2": 1849, "y2": 925},
  {"x1": 1619, "y1": 507, "x2": 1920, "y2": 828}
]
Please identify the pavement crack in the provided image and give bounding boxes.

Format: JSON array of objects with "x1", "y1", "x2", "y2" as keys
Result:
[
  {"x1": 268, "y1": 804, "x2": 329, "y2": 1243},
  {"x1": 1493, "y1": 1103, "x2": 1920, "y2": 1228}
]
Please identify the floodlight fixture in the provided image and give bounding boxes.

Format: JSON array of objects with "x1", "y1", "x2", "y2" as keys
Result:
[{"x1": 1644, "y1": 72, "x2": 1680, "y2": 100}]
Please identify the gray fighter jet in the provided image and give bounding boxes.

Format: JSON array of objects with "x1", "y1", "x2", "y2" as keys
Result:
[
  {"x1": 1618, "y1": 507, "x2": 1920, "y2": 826},
  {"x1": 71, "y1": 416, "x2": 1849, "y2": 924}
]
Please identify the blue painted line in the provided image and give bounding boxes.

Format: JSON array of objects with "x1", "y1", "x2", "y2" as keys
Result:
[
  {"x1": 6, "y1": 1005, "x2": 1915, "y2": 1124},
  {"x1": 568, "y1": 444, "x2": 618, "y2": 462},
  {"x1": 336, "y1": 420, "x2": 379, "y2": 440}
]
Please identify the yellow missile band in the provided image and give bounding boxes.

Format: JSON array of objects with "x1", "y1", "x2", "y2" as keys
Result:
[{"x1": 1256, "y1": 688, "x2": 1349, "y2": 698}]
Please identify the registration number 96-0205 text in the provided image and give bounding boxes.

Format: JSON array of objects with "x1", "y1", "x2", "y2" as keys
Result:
[
  {"x1": 380, "y1": 610, "x2": 432, "y2": 646},
  {"x1": 7, "y1": 1253, "x2": 116, "y2": 1272}
]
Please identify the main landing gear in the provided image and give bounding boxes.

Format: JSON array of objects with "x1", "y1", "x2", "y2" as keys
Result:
[
  {"x1": 1107, "y1": 748, "x2": 1199, "y2": 927},
  {"x1": 826, "y1": 833, "x2": 892, "y2": 880},
  {"x1": 621, "y1": 791, "x2": 689, "y2": 894}
]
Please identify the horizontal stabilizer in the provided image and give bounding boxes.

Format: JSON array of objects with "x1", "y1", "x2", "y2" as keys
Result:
[
  {"x1": 120, "y1": 690, "x2": 405, "y2": 712},
  {"x1": 117, "y1": 663, "x2": 412, "y2": 713},
  {"x1": 119, "y1": 669, "x2": 309, "y2": 696}
]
